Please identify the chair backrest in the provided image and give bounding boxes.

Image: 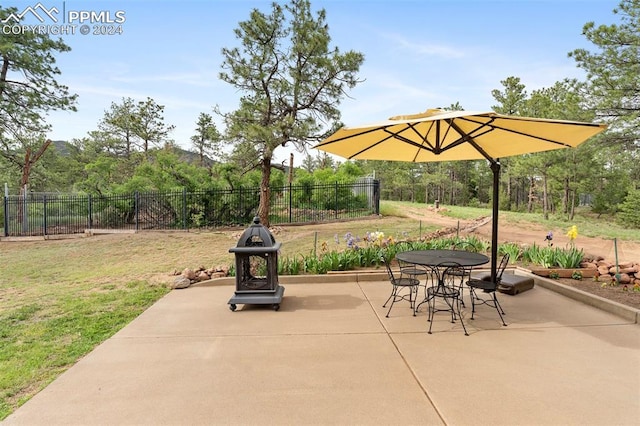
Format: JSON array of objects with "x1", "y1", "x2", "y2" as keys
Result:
[
  {"x1": 381, "y1": 255, "x2": 396, "y2": 282},
  {"x1": 496, "y1": 253, "x2": 510, "y2": 283},
  {"x1": 439, "y1": 261, "x2": 466, "y2": 288},
  {"x1": 449, "y1": 240, "x2": 469, "y2": 251}
]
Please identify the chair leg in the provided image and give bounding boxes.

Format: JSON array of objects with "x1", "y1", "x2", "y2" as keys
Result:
[
  {"x1": 469, "y1": 287, "x2": 507, "y2": 327},
  {"x1": 415, "y1": 281, "x2": 432, "y2": 313},
  {"x1": 383, "y1": 287, "x2": 395, "y2": 307},
  {"x1": 494, "y1": 293, "x2": 506, "y2": 315},
  {"x1": 411, "y1": 286, "x2": 418, "y2": 316},
  {"x1": 427, "y1": 294, "x2": 468, "y2": 335},
  {"x1": 493, "y1": 293, "x2": 507, "y2": 327},
  {"x1": 427, "y1": 293, "x2": 435, "y2": 334},
  {"x1": 383, "y1": 286, "x2": 398, "y2": 318},
  {"x1": 446, "y1": 296, "x2": 456, "y2": 323},
  {"x1": 455, "y1": 296, "x2": 469, "y2": 336},
  {"x1": 384, "y1": 285, "x2": 419, "y2": 318},
  {"x1": 459, "y1": 270, "x2": 469, "y2": 308},
  {"x1": 470, "y1": 287, "x2": 477, "y2": 320}
]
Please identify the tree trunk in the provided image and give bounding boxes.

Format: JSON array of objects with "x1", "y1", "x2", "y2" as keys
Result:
[
  {"x1": 16, "y1": 140, "x2": 51, "y2": 222},
  {"x1": 20, "y1": 139, "x2": 52, "y2": 189},
  {"x1": 527, "y1": 176, "x2": 534, "y2": 213},
  {"x1": 542, "y1": 173, "x2": 549, "y2": 220},
  {"x1": 258, "y1": 156, "x2": 272, "y2": 227},
  {"x1": 505, "y1": 171, "x2": 512, "y2": 211},
  {"x1": 569, "y1": 189, "x2": 576, "y2": 220},
  {"x1": 562, "y1": 177, "x2": 569, "y2": 215},
  {"x1": 0, "y1": 55, "x2": 10, "y2": 97},
  {"x1": 125, "y1": 133, "x2": 132, "y2": 157}
]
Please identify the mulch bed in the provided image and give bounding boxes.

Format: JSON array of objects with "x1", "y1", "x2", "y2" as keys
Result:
[{"x1": 553, "y1": 277, "x2": 640, "y2": 310}]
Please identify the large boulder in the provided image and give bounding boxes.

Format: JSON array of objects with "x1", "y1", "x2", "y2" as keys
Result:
[
  {"x1": 615, "y1": 273, "x2": 632, "y2": 284},
  {"x1": 172, "y1": 275, "x2": 192, "y2": 289},
  {"x1": 195, "y1": 271, "x2": 210, "y2": 282},
  {"x1": 598, "y1": 266, "x2": 611, "y2": 276},
  {"x1": 182, "y1": 268, "x2": 197, "y2": 280}
]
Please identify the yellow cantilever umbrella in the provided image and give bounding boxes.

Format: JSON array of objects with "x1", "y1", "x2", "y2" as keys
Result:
[{"x1": 314, "y1": 108, "x2": 607, "y2": 283}]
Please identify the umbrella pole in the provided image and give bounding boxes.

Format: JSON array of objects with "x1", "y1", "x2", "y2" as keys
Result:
[{"x1": 490, "y1": 161, "x2": 501, "y2": 283}]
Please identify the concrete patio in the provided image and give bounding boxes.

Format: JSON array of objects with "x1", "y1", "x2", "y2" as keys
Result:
[{"x1": 4, "y1": 270, "x2": 640, "y2": 425}]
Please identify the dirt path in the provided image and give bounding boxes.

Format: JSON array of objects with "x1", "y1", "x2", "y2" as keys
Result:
[{"x1": 401, "y1": 205, "x2": 640, "y2": 263}]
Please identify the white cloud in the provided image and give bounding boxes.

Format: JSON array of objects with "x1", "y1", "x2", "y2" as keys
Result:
[{"x1": 381, "y1": 32, "x2": 466, "y2": 59}]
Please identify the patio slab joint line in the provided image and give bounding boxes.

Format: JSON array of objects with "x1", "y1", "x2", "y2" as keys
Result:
[{"x1": 355, "y1": 279, "x2": 448, "y2": 425}]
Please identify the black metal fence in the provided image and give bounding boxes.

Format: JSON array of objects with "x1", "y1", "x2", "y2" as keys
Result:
[{"x1": 1, "y1": 180, "x2": 380, "y2": 237}]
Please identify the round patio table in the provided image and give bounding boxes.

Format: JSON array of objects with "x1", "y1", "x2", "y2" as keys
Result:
[{"x1": 395, "y1": 249, "x2": 489, "y2": 269}]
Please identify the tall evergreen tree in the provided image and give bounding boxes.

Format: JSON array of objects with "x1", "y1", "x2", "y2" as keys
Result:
[
  {"x1": 0, "y1": 6, "x2": 77, "y2": 191},
  {"x1": 491, "y1": 76, "x2": 529, "y2": 210},
  {"x1": 569, "y1": 0, "x2": 639, "y2": 150},
  {"x1": 133, "y1": 97, "x2": 175, "y2": 153},
  {"x1": 98, "y1": 97, "x2": 174, "y2": 156},
  {"x1": 191, "y1": 112, "x2": 222, "y2": 166},
  {"x1": 219, "y1": 0, "x2": 364, "y2": 225},
  {"x1": 98, "y1": 98, "x2": 138, "y2": 157}
]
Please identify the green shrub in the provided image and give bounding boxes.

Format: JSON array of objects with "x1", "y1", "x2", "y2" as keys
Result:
[
  {"x1": 617, "y1": 190, "x2": 640, "y2": 228},
  {"x1": 461, "y1": 235, "x2": 490, "y2": 252},
  {"x1": 555, "y1": 247, "x2": 584, "y2": 268},
  {"x1": 499, "y1": 243, "x2": 522, "y2": 262},
  {"x1": 522, "y1": 243, "x2": 557, "y2": 268},
  {"x1": 278, "y1": 256, "x2": 302, "y2": 275},
  {"x1": 521, "y1": 243, "x2": 584, "y2": 269}
]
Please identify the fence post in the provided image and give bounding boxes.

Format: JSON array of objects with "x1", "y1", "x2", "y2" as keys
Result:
[
  {"x1": 335, "y1": 182, "x2": 338, "y2": 219},
  {"x1": 288, "y1": 183, "x2": 292, "y2": 223},
  {"x1": 182, "y1": 188, "x2": 187, "y2": 230},
  {"x1": 21, "y1": 190, "x2": 28, "y2": 234},
  {"x1": 88, "y1": 194, "x2": 93, "y2": 230},
  {"x1": 374, "y1": 180, "x2": 380, "y2": 215},
  {"x1": 3, "y1": 196, "x2": 8, "y2": 237},
  {"x1": 135, "y1": 191, "x2": 139, "y2": 231},
  {"x1": 43, "y1": 195, "x2": 48, "y2": 236}
]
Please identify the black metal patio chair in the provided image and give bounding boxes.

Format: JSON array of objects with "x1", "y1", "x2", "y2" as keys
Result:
[
  {"x1": 427, "y1": 262, "x2": 468, "y2": 336},
  {"x1": 466, "y1": 253, "x2": 510, "y2": 326},
  {"x1": 448, "y1": 240, "x2": 473, "y2": 307},
  {"x1": 382, "y1": 256, "x2": 421, "y2": 318}
]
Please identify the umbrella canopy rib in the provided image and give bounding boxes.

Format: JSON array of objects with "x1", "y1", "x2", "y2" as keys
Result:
[
  {"x1": 401, "y1": 121, "x2": 437, "y2": 161},
  {"x1": 320, "y1": 125, "x2": 396, "y2": 159},
  {"x1": 446, "y1": 119, "x2": 497, "y2": 163},
  {"x1": 347, "y1": 131, "x2": 395, "y2": 159}
]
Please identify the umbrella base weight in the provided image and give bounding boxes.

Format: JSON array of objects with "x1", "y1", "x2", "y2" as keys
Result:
[
  {"x1": 497, "y1": 275, "x2": 534, "y2": 295},
  {"x1": 473, "y1": 273, "x2": 534, "y2": 296}
]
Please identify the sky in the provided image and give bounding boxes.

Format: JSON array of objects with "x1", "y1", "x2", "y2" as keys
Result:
[{"x1": 4, "y1": 0, "x2": 621, "y2": 165}]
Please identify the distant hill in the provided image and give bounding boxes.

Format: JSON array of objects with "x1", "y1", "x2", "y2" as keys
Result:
[
  {"x1": 51, "y1": 140, "x2": 72, "y2": 156},
  {"x1": 173, "y1": 146, "x2": 217, "y2": 167}
]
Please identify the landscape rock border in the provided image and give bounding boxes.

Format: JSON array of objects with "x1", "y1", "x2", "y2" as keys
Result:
[
  {"x1": 171, "y1": 265, "x2": 230, "y2": 289},
  {"x1": 530, "y1": 256, "x2": 640, "y2": 287}
]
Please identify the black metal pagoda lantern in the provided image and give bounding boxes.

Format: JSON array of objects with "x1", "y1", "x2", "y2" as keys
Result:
[{"x1": 228, "y1": 216, "x2": 284, "y2": 311}]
